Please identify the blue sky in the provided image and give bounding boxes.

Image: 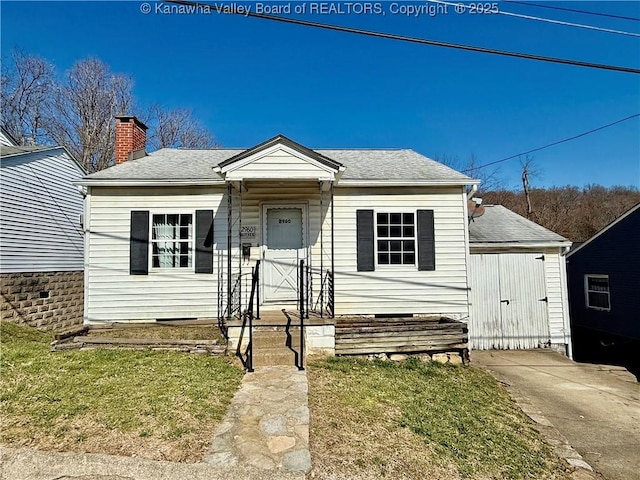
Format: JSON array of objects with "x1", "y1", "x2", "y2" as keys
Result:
[{"x1": 2, "y1": 0, "x2": 639, "y2": 189}]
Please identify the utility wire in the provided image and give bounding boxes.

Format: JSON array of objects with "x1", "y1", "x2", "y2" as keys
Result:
[
  {"x1": 167, "y1": 0, "x2": 640, "y2": 74},
  {"x1": 429, "y1": 0, "x2": 640, "y2": 37},
  {"x1": 503, "y1": 1, "x2": 640, "y2": 22},
  {"x1": 462, "y1": 114, "x2": 640, "y2": 172}
]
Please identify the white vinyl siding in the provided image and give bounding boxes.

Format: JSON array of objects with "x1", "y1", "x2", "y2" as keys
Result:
[
  {"x1": 86, "y1": 183, "x2": 471, "y2": 322},
  {"x1": 329, "y1": 187, "x2": 469, "y2": 317},
  {"x1": 0, "y1": 149, "x2": 84, "y2": 272},
  {"x1": 544, "y1": 250, "x2": 571, "y2": 345},
  {"x1": 85, "y1": 187, "x2": 226, "y2": 322}
]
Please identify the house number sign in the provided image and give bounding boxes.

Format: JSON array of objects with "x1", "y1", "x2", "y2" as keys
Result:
[
  {"x1": 240, "y1": 225, "x2": 256, "y2": 238},
  {"x1": 279, "y1": 218, "x2": 292, "y2": 224}
]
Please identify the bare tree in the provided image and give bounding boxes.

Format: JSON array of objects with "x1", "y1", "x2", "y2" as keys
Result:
[
  {"x1": 520, "y1": 156, "x2": 540, "y2": 219},
  {"x1": 435, "y1": 153, "x2": 505, "y2": 193},
  {"x1": 2, "y1": 51, "x2": 219, "y2": 170},
  {"x1": 44, "y1": 58, "x2": 134, "y2": 172},
  {"x1": 146, "y1": 105, "x2": 219, "y2": 150},
  {"x1": 0, "y1": 50, "x2": 55, "y2": 145}
]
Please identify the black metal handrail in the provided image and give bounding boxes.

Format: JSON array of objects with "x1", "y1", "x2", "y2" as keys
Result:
[
  {"x1": 312, "y1": 268, "x2": 335, "y2": 319},
  {"x1": 327, "y1": 269, "x2": 334, "y2": 318},
  {"x1": 298, "y1": 259, "x2": 305, "y2": 371},
  {"x1": 237, "y1": 260, "x2": 260, "y2": 373}
]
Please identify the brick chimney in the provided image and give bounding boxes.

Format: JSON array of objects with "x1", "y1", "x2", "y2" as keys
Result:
[{"x1": 115, "y1": 116, "x2": 148, "y2": 165}]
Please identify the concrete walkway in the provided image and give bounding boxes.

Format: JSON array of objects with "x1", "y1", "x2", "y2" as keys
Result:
[
  {"x1": 0, "y1": 366, "x2": 310, "y2": 480},
  {"x1": 473, "y1": 350, "x2": 640, "y2": 480},
  {"x1": 205, "y1": 366, "x2": 311, "y2": 472}
]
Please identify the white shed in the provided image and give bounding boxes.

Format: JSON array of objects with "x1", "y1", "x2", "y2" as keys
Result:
[{"x1": 468, "y1": 205, "x2": 573, "y2": 355}]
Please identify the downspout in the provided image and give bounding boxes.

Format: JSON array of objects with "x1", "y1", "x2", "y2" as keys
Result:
[
  {"x1": 466, "y1": 183, "x2": 478, "y2": 200},
  {"x1": 560, "y1": 245, "x2": 573, "y2": 359},
  {"x1": 330, "y1": 181, "x2": 335, "y2": 318},
  {"x1": 238, "y1": 181, "x2": 242, "y2": 314},
  {"x1": 319, "y1": 181, "x2": 324, "y2": 318}
]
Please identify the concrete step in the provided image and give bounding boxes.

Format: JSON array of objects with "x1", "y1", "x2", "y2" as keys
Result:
[
  {"x1": 252, "y1": 349, "x2": 298, "y2": 367},
  {"x1": 252, "y1": 330, "x2": 300, "y2": 350},
  {"x1": 253, "y1": 337, "x2": 301, "y2": 351}
]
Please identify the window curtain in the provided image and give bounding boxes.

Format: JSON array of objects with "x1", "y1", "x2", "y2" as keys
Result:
[{"x1": 153, "y1": 215, "x2": 178, "y2": 267}]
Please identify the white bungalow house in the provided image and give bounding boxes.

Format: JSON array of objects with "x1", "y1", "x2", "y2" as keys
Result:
[{"x1": 77, "y1": 116, "x2": 572, "y2": 363}]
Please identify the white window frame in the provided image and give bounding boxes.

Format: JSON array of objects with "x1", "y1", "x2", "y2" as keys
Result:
[
  {"x1": 149, "y1": 212, "x2": 194, "y2": 270},
  {"x1": 374, "y1": 211, "x2": 417, "y2": 267},
  {"x1": 584, "y1": 274, "x2": 611, "y2": 311}
]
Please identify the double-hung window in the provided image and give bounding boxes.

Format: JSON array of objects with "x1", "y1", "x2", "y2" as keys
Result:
[
  {"x1": 585, "y1": 275, "x2": 610, "y2": 310},
  {"x1": 376, "y1": 212, "x2": 416, "y2": 265},
  {"x1": 151, "y1": 213, "x2": 193, "y2": 268},
  {"x1": 356, "y1": 209, "x2": 434, "y2": 272}
]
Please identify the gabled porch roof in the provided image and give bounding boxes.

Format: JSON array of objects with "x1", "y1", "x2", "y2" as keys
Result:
[{"x1": 215, "y1": 134, "x2": 345, "y2": 182}]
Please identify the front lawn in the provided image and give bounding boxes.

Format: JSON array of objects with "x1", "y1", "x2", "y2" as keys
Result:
[
  {"x1": 308, "y1": 356, "x2": 570, "y2": 480},
  {"x1": 0, "y1": 323, "x2": 242, "y2": 462}
]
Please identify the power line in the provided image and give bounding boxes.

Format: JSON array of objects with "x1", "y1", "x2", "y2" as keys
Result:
[
  {"x1": 503, "y1": 1, "x2": 640, "y2": 22},
  {"x1": 430, "y1": 0, "x2": 640, "y2": 38},
  {"x1": 166, "y1": 0, "x2": 640, "y2": 74},
  {"x1": 462, "y1": 114, "x2": 640, "y2": 172}
]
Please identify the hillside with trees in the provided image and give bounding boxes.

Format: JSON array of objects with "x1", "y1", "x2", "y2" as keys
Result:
[{"x1": 482, "y1": 185, "x2": 640, "y2": 243}]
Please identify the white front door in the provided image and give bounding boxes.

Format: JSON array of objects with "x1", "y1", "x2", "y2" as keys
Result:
[{"x1": 263, "y1": 206, "x2": 305, "y2": 302}]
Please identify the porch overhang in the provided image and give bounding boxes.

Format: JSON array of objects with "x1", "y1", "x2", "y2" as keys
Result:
[{"x1": 214, "y1": 134, "x2": 345, "y2": 183}]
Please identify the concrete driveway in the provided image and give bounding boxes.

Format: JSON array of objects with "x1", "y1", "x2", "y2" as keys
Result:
[{"x1": 472, "y1": 350, "x2": 640, "y2": 480}]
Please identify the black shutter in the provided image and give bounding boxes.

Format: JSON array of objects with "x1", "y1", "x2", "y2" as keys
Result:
[
  {"x1": 195, "y1": 210, "x2": 214, "y2": 274},
  {"x1": 130, "y1": 211, "x2": 149, "y2": 275},
  {"x1": 356, "y1": 210, "x2": 375, "y2": 272},
  {"x1": 417, "y1": 209, "x2": 435, "y2": 271}
]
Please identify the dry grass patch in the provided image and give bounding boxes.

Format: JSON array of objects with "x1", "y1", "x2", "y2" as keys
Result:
[
  {"x1": 85, "y1": 324, "x2": 223, "y2": 341},
  {"x1": 308, "y1": 356, "x2": 571, "y2": 480},
  {"x1": 0, "y1": 323, "x2": 242, "y2": 462}
]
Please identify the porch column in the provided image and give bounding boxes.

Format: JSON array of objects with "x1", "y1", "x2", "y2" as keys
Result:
[{"x1": 227, "y1": 182, "x2": 232, "y2": 322}]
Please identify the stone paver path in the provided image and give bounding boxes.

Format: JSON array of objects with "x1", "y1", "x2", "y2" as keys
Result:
[{"x1": 205, "y1": 366, "x2": 311, "y2": 473}]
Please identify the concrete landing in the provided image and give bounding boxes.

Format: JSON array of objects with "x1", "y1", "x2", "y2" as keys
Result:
[{"x1": 205, "y1": 366, "x2": 311, "y2": 473}]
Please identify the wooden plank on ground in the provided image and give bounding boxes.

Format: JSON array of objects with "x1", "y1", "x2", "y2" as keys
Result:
[{"x1": 73, "y1": 337, "x2": 218, "y2": 346}]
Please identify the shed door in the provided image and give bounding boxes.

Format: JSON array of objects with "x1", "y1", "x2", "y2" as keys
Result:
[
  {"x1": 469, "y1": 253, "x2": 550, "y2": 349},
  {"x1": 263, "y1": 207, "x2": 305, "y2": 302}
]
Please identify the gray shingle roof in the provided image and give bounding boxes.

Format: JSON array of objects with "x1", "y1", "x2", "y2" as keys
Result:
[
  {"x1": 469, "y1": 205, "x2": 568, "y2": 244},
  {"x1": 84, "y1": 147, "x2": 474, "y2": 183}
]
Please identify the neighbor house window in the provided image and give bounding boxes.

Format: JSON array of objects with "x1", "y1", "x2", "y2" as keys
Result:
[
  {"x1": 376, "y1": 212, "x2": 416, "y2": 265},
  {"x1": 151, "y1": 214, "x2": 193, "y2": 268},
  {"x1": 585, "y1": 275, "x2": 610, "y2": 310}
]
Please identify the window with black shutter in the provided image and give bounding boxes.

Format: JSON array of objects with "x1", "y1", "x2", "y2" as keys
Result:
[
  {"x1": 129, "y1": 209, "x2": 214, "y2": 274},
  {"x1": 356, "y1": 209, "x2": 435, "y2": 271}
]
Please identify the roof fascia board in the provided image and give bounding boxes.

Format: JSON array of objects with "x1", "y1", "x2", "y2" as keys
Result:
[
  {"x1": 336, "y1": 179, "x2": 479, "y2": 187},
  {"x1": 470, "y1": 241, "x2": 572, "y2": 250},
  {"x1": 75, "y1": 179, "x2": 226, "y2": 187},
  {"x1": 566, "y1": 203, "x2": 640, "y2": 257},
  {"x1": 217, "y1": 135, "x2": 342, "y2": 172}
]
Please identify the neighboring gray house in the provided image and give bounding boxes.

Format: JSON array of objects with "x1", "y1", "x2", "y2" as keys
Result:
[
  {"x1": 468, "y1": 205, "x2": 573, "y2": 355},
  {"x1": 0, "y1": 137, "x2": 85, "y2": 330}
]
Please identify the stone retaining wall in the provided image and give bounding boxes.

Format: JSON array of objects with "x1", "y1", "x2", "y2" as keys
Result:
[{"x1": 1, "y1": 271, "x2": 84, "y2": 331}]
